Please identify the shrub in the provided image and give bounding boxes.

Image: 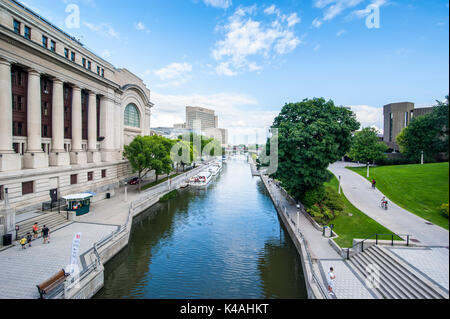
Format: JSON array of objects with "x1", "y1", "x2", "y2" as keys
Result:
[
  {"x1": 441, "y1": 203, "x2": 449, "y2": 219},
  {"x1": 159, "y1": 190, "x2": 178, "y2": 203},
  {"x1": 301, "y1": 186, "x2": 326, "y2": 209},
  {"x1": 305, "y1": 187, "x2": 342, "y2": 225}
]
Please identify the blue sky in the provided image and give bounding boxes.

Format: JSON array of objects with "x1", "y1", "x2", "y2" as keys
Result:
[{"x1": 19, "y1": 0, "x2": 449, "y2": 144}]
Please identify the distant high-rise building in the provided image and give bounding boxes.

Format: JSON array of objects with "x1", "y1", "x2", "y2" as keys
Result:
[{"x1": 186, "y1": 106, "x2": 217, "y2": 130}]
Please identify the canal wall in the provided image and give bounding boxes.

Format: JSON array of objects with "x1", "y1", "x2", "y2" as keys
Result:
[
  {"x1": 259, "y1": 175, "x2": 328, "y2": 299},
  {"x1": 62, "y1": 165, "x2": 210, "y2": 299}
]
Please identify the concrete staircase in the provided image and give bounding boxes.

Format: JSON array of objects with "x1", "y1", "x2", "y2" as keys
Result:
[
  {"x1": 347, "y1": 245, "x2": 448, "y2": 299},
  {"x1": 16, "y1": 212, "x2": 70, "y2": 239}
]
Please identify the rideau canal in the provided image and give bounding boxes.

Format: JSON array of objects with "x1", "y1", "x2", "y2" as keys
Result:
[{"x1": 95, "y1": 157, "x2": 307, "y2": 299}]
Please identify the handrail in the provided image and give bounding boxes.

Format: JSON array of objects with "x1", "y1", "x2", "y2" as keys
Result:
[{"x1": 346, "y1": 232, "x2": 412, "y2": 260}]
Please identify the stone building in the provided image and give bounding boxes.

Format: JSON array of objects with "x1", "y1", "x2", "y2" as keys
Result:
[
  {"x1": 0, "y1": 0, "x2": 153, "y2": 212},
  {"x1": 383, "y1": 102, "x2": 433, "y2": 150}
]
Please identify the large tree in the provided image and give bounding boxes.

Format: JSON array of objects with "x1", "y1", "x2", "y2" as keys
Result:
[
  {"x1": 271, "y1": 98, "x2": 360, "y2": 201},
  {"x1": 397, "y1": 96, "x2": 449, "y2": 162},
  {"x1": 123, "y1": 135, "x2": 174, "y2": 190},
  {"x1": 349, "y1": 127, "x2": 387, "y2": 163}
]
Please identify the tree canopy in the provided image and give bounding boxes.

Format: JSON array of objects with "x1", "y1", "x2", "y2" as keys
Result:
[
  {"x1": 349, "y1": 127, "x2": 387, "y2": 163},
  {"x1": 397, "y1": 96, "x2": 449, "y2": 162},
  {"x1": 271, "y1": 98, "x2": 360, "y2": 201}
]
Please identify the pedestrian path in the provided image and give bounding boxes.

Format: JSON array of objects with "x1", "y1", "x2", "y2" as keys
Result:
[
  {"x1": 329, "y1": 162, "x2": 449, "y2": 247},
  {"x1": 262, "y1": 175, "x2": 377, "y2": 299}
]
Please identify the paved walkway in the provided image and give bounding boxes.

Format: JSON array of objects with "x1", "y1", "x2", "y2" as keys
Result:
[
  {"x1": 329, "y1": 162, "x2": 449, "y2": 247},
  {"x1": 262, "y1": 175, "x2": 378, "y2": 299},
  {"x1": 0, "y1": 166, "x2": 206, "y2": 299}
]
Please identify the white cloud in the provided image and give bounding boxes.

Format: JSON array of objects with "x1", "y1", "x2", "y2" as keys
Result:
[
  {"x1": 203, "y1": 0, "x2": 232, "y2": 9},
  {"x1": 101, "y1": 49, "x2": 111, "y2": 59},
  {"x1": 311, "y1": 0, "x2": 364, "y2": 27},
  {"x1": 82, "y1": 21, "x2": 120, "y2": 39},
  {"x1": 351, "y1": 0, "x2": 388, "y2": 19},
  {"x1": 336, "y1": 29, "x2": 347, "y2": 36},
  {"x1": 135, "y1": 21, "x2": 150, "y2": 33},
  {"x1": 349, "y1": 105, "x2": 384, "y2": 133},
  {"x1": 151, "y1": 92, "x2": 277, "y2": 144},
  {"x1": 313, "y1": 44, "x2": 321, "y2": 51},
  {"x1": 212, "y1": 5, "x2": 301, "y2": 76},
  {"x1": 153, "y1": 62, "x2": 193, "y2": 87}
]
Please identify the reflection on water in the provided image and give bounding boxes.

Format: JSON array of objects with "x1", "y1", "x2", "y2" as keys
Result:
[{"x1": 95, "y1": 157, "x2": 307, "y2": 299}]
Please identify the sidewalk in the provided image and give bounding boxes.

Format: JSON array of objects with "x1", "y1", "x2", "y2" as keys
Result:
[
  {"x1": 262, "y1": 175, "x2": 376, "y2": 299},
  {"x1": 329, "y1": 162, "x2": 449, "y2": 247},
  {"x1": 0, "y1": 167, "x2": 203, "y2": 299}
]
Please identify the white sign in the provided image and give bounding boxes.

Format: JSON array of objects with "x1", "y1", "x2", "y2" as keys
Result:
[{"x1": 69, "y1": 232, "x2": 82, "y2": 274}]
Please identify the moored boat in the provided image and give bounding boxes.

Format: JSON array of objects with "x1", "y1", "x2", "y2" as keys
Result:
[{"x1": 189, "y1": 170, "x2": 213, "y2": 188}]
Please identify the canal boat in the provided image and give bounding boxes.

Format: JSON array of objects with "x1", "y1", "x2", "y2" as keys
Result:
[{"x1": 189, "y1": 170, "x2": 213, "y2": 188}]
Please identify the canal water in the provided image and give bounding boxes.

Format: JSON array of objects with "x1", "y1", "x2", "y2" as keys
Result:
[{"x1": 95, "y1": 157, "x2": 307, "y2": 299}]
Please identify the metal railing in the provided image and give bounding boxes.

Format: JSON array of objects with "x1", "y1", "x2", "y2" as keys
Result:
[{"x1": 346, "y1": 233, "x2": 412, "y2": 260}]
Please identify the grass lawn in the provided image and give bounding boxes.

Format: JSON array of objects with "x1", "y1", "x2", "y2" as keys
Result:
[
  {"x1": 348, "y1": 163, "x2": 449, "y2": 230},
  {"x1": 324, "y1": 176, "x2": 401, "y2": 248},
  {"x1": 141, "y1": 173, "x2": 182, "y2": 191}
]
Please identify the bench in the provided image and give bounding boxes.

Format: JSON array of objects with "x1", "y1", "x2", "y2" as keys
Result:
[{"x1": 36, "y1": 269, "x2": 69, "y2": 299}]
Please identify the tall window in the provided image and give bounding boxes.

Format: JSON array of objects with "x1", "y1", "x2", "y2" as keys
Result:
[
  {"x1": 101, "y1": 68, "x2": 104, "y2": 77},
  {"x1": 97, "y1": 66, "x2": 100, "y2": 75},
  {"x1": 124, "y1": 104, "x2": 140, "y2": 128},
  {"x1": 42, "y1": 35, "x2": 48, "y2": 48},
  {"x1": 71, "y1": 52, "x2": 76, "y2": 62},
  {"x1": 13, "y1": 20, "x2": 20, "y2": 34},
  {"x1": 0, "y1": 185, "x2": 4, "y2": 201},
  {"x1": 82, "y1": 58, "x2": 86, "y2": 68},
  {"x1": 87, "y1": 61, "x2": 91, "y2": 70},
  {"x1": 70, "y1": 174, "x2": 78, "y2": 185},
  {"x1": 50, "y1": 40, "x2": 56, "y2": 52},
  {"x1": 404, "y1": 112, "x2": 408, "y2": 128},
  {"x1": 24, "y1": 26, "x2": 31, "y2": 40},
  {"x1": 64, "y1": 48, "x2": 69, "y2": 59},
  {"x1": 22, "y1": 181, "x2": 34, "y2": 195}
]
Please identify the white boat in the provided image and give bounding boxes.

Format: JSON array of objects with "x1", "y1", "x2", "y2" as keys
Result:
[
  {"x1": 209, "y1": 165, "x2": 220, "y2": 176},
  {"x1": 189, "y1": 170, "x2": 213, "y2": 188}
]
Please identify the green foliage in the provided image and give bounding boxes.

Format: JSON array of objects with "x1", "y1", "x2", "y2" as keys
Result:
[
  {"x1": 301, "y1": 186, "x2": 326, "y2": 209},
  {"x1": 178, "y1": 133, "x2": 222, "y2": 159},
  {"x1": 123, "y1": 135, "x2": 174, "y2": 190},
  {"x1": 397, "y1": 96, "x2": 449, "y2": 162},
  {"x1": 349, "y1": 127, "x2": 387, "y2": 163},
  {"x1": 441, "y1": 203, "x2": 449, "y2": 219},
  {"x1": 272, "y1": 98, "x2": 360, "y2": 200},
  {"x1": 305, "y1": 186, "x2": 342, "y2": 225},
  {"x1": 159, "y1": 190, "x2": 178, "y2": 203}
]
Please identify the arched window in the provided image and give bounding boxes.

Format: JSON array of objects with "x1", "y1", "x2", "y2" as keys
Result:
[{"x1": 124, "y1": 104, "x2": 140, "y2": 128}]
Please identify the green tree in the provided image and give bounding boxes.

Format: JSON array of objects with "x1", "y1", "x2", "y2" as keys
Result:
[
  {"x1": 272, "y1": 98, "x2": 360, "y2": 202},
  {"x1": 349, "y1": 127, "x2": 388, "y2": 163},
  {"x1": 123, "y1": 135, "x2": 174, "y2": 191},
  {"x1": 123, "y1": 135, "x2": 154, "y2": 191},
  {"x1": 397, "y1": 96, "x2": 449, "y2": 162}
]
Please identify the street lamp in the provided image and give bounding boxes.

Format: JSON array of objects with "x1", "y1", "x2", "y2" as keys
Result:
[
  {"x1": 338, "y1": 176, "x2": 342, "y2": 194},
  {"x1": 367, "y1": 162, "x2": 370, "y2": 178},
  {"x1": 421, "y1": 151, "x2": 424, "y2": 165}
]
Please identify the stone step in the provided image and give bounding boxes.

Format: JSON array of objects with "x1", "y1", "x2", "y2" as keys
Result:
[
  {"x1": 371, "y1": 245, "x2": 448, "y2": 299},
  {"x1": 350, "y1": 254, "x2": 402, "y2": 299},
  {"x1": 348, "y1": 245, "x2": 447, "y2": 299},
  {"x1": 16, "y1": 213, "x2": 68, "y2": 239},
  {"x1": 361, "y1": 249, "x2": 424, "y2": 299}
]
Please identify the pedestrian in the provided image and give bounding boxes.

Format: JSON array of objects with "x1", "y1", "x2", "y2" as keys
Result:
[
  {"x1": 26, "y1": 232, "x2": 32, "y2": 247},
  {"x1": 42, "y1": 225, "x2": 50, "y2": 244},
  {"x1": 32, "y1": 222, "x2": 39, "y2": 239},
  {"x1": 371, "y1": 179, "x2": 376, "y2": 190},
  {"x1": 328, "y1": 267, "x2": 336, "y2": 296},
  {"x1": 20, "y1": 236, "x2": 27, "y2": 250}
]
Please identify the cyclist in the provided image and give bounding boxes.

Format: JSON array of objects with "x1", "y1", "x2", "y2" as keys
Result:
[{"x1": 381, "y1": 197, "x2": 388, "y2": 210}]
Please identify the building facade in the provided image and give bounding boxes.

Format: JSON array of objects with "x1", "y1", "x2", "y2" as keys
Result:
[
  {"x1": 0, "y1": 0, "x2": 153, "y2": 212},
  {"x1": 383, "y1": 102, "x2": 433, "y2": 150},
  {"x1": 186, "y1": 106, "x2": 216, "y2": 131}
]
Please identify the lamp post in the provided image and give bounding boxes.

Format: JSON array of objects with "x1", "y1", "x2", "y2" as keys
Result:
[
  {"x1": 338, "y1": 176, "x2": 342, "y2": 195},
  {"x1": 124, "y1": 183, "x2": 128, "y2": 202},
  {"x1": 421, "y1": 151, "x2": 424, "y2": 165},
  {"x1": 367, "y1": 162, "x2": 370, "y2": 178}
]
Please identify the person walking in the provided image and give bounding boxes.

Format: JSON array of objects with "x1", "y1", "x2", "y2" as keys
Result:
[
  {"x1": 371, "y1": 179, "x2": 376, "y2": 190},
  {"x1": 20, "y1": 236, "x2": 27, "y2": 250},
  {"x1": 26, "y1": 232, "x2": 33, "y2": 247},
  {"x1": 32, "y1": 223, "x2": 39, "y2": 239},
  {"x1": 328, "y1": 267, "x2": 336, "y2": 296},
  {"x1": 41, "y1": 225, "x2": 50, "y2": 244}
]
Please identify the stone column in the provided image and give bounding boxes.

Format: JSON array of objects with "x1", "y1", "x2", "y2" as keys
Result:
[
  {"x1": 87, "y1": 91, "x2": 101, "y2": 163},
  {"x1": 49, "y1": 78, "x2": 70, "y2": 166},
  {"x1": 100, "y1": 95, "x2": 116, "y2": 162},
  {"x1": 70, "y1": 86, "x2": 87, "y2": 165},
  {"x1": 24, "y1": 69, "x2": 48, "y2": 169},
  {"x1": 0, "y1": 58, "x2": 21, "y2": 172}
]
